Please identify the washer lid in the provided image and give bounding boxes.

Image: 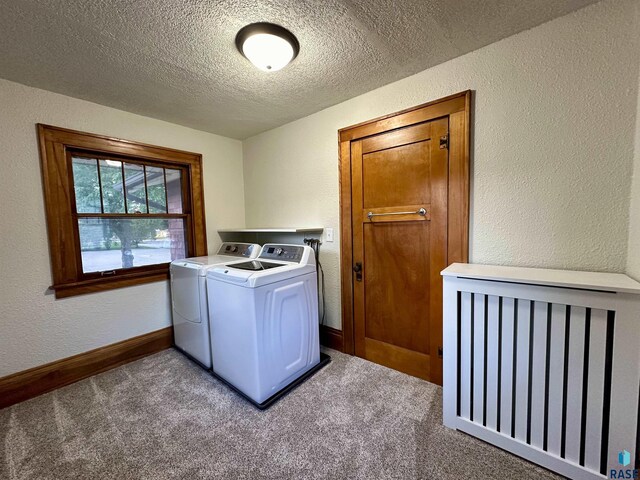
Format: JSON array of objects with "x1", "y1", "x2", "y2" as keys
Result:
[
  {"x1": 207, "y1": 263, "x2": 315, "y2": 287},
  {"x1": 228, "y1": 260, "x2": 285, "y2": 271}
]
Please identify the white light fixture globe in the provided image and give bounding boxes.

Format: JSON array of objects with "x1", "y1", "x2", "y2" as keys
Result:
[{"x1": 236, "y1": 23, "x2": 300, "y2": 72}]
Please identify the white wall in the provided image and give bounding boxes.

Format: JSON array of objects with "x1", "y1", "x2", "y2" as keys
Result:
[
  {"x1": 628, "y1": 64, "x2": 640, "y2": 281},
  {"x1": 0, "y1": 79, "x2": 245, "y2": 377},
  {"x1": 243, "y1": 0, "x2": 640, "y2": 330}
]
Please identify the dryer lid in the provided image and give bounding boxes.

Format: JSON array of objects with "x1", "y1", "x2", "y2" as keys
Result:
[{"x1": 208, "y1": 266, "x2": 253, "y2": 284}]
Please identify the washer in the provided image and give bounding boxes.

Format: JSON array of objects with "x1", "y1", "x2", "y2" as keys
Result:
[
  {"x1": 170, "y1": 242, "x2": 260, "y2": 369},
  {"x1": 206, "y1": 243, "x2": 321, "y2": 405}
]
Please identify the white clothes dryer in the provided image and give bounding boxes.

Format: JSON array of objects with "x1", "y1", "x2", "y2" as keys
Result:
[{"x1": 170, "y1": 242, "x2": 260, "y2": 369}]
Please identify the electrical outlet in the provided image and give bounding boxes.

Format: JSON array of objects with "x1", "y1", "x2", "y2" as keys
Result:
[{"x1": 325, "y1": 228, "x2": 334, "y2": 242}]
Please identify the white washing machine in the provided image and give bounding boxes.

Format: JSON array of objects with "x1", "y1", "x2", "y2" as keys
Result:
[
  {"x1": 206, "y1": 244, "x2": 321, "y2": 405},
  {"x1": 170, "y1": 242, "x2": 260, "y2": 369}
]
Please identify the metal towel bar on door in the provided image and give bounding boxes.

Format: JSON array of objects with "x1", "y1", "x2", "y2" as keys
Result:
[{"x1": 367, "y1": 207, "x2": 427, "y2": 220}]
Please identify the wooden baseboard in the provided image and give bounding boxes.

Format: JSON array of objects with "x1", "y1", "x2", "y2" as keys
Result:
[
  {"x1": 0, "y1": 327, "x2": 173, "y2": 409},
  {"x1": 320, "y1": 325, "x2": 344, "y2": 352}
]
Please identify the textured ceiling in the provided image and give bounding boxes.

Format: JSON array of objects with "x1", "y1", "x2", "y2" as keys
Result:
[{"x1": 0, "y1": 0, "x2": 599, "y2": 139}]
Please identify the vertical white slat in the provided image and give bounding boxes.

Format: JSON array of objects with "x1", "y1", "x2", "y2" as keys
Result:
[
  {"x1": 472, "y1": 293, "x2": 486, "y2": 424},
  {"x1": 499, "y1": 297, "x2": 515, "y2": 436},
  {"x1": 529, "y1": 301, "x2": 549, "y2": 448},
  {"x1": 442, "y1": 279, "x2": 460, "y2": 428},
  {"x1": 547, "y1": 303, "x2": 567, "y2": 456},
  {"x1": 485, "y1": 295, "x2": 500, "y2": 431},
  {"x1": 564, "y1": 306, "x2": 586, "y2": 463},
  {"x1": 514, "y1": 299, "x2": 531, "y2": 442},
  {"x1": 584, "y1": 308, "x2": 607, "y2": 473},
  {"x1": 459, "y1": 291, "x2": 473, "y2": 420},
  {"x1": 607, "y1": 295, "x2": 640, "y2": 475}
]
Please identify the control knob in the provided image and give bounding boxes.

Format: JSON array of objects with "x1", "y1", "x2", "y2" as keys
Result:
[{"x1": 276, "y1": 248, "x2": 284, "y2": 256}]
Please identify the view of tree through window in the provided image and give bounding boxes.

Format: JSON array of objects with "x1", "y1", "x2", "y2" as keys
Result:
[{"x1": 71, "y1": 155, "x2": 186, "y2": 274}]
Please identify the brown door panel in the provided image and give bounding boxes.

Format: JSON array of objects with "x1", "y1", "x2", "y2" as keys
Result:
[
  {"x1": 363, "y1": 221, "x2": 430, "y2": 354},
  {"x1": 362, "y1": 140, "x2": 431, "y2": 209},
  {"x1": 364, "y1": 338, "x2": 431, "y2": 381}
]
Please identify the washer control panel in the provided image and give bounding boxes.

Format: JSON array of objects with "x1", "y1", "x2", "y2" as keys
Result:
[
  {"x1": 217, "y1": 242, "x2": 258, "y2": 258},
  {"x1": 259, "y1": 244, "x2": 304, "y2": 263}
]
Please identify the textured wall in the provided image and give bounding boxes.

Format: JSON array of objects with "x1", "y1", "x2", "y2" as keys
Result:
[
  {"x1": 628, "y1": 60, "x2": 640, "y2": 281},
  {"x1": 243, "y1": 0, "x2": 640, "y2": 330},
  {"x1": 0, "y1": 79, "x2": 245, "y2": 377}
]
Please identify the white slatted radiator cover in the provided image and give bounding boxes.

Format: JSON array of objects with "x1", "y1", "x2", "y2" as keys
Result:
[{"x1": 442, "y1": 264, "x2": 640, "y2": 480}]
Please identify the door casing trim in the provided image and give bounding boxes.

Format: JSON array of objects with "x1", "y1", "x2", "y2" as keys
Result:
[{"x1": 338, "y1": 91, "x2": 471, "y2": 363}]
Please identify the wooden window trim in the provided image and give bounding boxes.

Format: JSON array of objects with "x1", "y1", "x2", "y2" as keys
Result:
[
  {"x1": 337, "y1": 90, "x2": 471, "y2": 355},
  {"x1": 37, "y1": 124, "x2": 208, "y2": 298}
]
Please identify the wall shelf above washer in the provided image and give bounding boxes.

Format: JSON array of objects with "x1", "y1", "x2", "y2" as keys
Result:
[
  {"x1": 217, "y1": 228, "x2": 323, "y2": 233},
  {"x1": 217, "y1": 228, "x2": 324, "y2": 245}
]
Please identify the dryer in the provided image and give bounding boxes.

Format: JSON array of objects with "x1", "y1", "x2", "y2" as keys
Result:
[
  {"x1": 170, "y1": 242, "x2": 260, "y2": 369},
  {"x1": 206, "y1": 244, "x2": 322, "y2": 405}
]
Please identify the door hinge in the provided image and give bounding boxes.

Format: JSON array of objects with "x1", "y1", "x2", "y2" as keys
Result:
[
  {"x1": 438, "y1": 347, "x2": 443, "y2": 358},
  {"x1": 439, "y1": 134, "x2": 449, "y2": 150}
]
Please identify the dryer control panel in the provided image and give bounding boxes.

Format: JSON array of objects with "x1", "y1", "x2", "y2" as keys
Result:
[
  {"x1": 259, "y1": 244, "x2": 305, "y2": 263},
  {"x1": 217, "y1": 242, "x2": 259, "y2": 258}
]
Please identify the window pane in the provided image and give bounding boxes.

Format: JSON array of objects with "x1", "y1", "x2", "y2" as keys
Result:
[
  {"x1": 123, "y1": 163, "x2": 148, "y2": 213},
  {"x1": 78, "y1": 217, "x2": 186, "y2": 273},
  {"x1": 166, "y1": 168, "x2": 183, "y2": 213},
  {"x1": 99, "y1": 160, "x2": 125, "y2": 213},
  {"x1": 146, "y1": 166, "x2": 167, "y2": 213},
  {"x1": 72, "y1": 157, "x2": 101, "y2": 213}
]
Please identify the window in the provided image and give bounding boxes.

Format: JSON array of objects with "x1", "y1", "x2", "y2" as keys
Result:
[{"x1": 38, "y1": 125, "x2": 207, "y2": 298}]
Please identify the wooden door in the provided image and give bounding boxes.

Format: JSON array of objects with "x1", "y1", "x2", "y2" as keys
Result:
[
  {"x1": 338, "y1": 92, "x2": 470, "y2": 385},
  {"x1": 351, "y1": 117, "x2": 448, "y2": 381}
]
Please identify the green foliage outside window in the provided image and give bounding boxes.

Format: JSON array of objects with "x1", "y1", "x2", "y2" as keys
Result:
[{"x1": 72, "y1": 157, "x2": 180, "y2": 269}]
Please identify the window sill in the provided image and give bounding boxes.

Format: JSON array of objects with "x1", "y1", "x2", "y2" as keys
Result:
[{"x1": 50, "y1": 269, "x2": 169, "y2": 299}]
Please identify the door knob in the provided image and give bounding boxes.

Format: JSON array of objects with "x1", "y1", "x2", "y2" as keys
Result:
[{"x1": 353, "y1": 262, "x2": 362, "y2": 282}]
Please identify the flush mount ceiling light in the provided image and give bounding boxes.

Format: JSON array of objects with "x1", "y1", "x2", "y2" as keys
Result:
[{"x1": 235, "y1": 23, "x2": 300, "y2": 72}]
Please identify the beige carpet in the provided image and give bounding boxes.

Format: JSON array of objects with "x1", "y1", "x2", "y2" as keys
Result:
[{"x1": 0, "y1": 348, "x2": 561, "y2": 479}]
